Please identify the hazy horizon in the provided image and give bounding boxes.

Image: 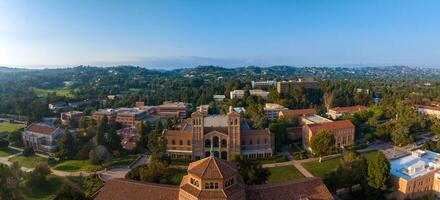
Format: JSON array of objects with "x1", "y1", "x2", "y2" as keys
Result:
[{"x1": 1, "y1": 0, "x2": 440, "y2": 69}]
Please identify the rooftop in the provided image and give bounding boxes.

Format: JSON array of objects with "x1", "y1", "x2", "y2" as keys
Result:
[
  {"x1": 391, "y1": 150, "x2": 440, "y2": 180},
  {"x1": 302, "y1": 114, "x2": 333, "y2": 124},
  {"x1": 307, "y1": 120, "x2": 354, "y2": 133},
  {"x1": 204, "y1": 115, "x2": 228, "y2": 127},
  {"x1": 264, "y1": 103, "x2": 286, "y2": 110}
]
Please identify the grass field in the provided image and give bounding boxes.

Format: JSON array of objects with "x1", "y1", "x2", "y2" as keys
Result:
[
  {"x1": 250, "y1": 154, "x2": 288, "y2": 165},
  {"x1": 21, "y1": 175, "x2": 64, "y2": 200},
  {"x1": 0, "y1": 147, "x2": 20, "y2": 157},
  {"x1": 107, "y1": 154, "x2": 140, "y2": 167},
  {"x1": 53, "y1": 160, "x2": 103, "y2": 172},
  {"x1": 267, "y1": 165, "x2": 305, "y2": 184},
  {"x1": 302, "y1": 150, "x2": 379, "y2": 178},
  {"x1": 30, "y1": 87, "x2": 75, "y2": 98},
  {"x1": 0, "y1": 122, "x2": 25, "y2": 132},
  {"x1": 9, "y1": 155, "x2": 48, "y2": 168}
]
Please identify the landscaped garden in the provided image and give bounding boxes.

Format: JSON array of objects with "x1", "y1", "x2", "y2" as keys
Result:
[
  {"x1": 9, "y1": 155, "x2": 48, "y2": 168},
  {"x1": 0, "y1": 122, "x2": 25, "y2": 132},
  {"x1": 0, "y1": 147, "x2": 20, "y2": 157},
  {"x1": 250, "y1": 154, "x2": 288, "y2": 165},
  {"x1": 267, "y1": 165, "x2": 305, "y2": 184},
  {"x1": 52, "y1": 160, "x2": 104, "y2": 172},
  {"x1": 20, "y1": 175, "x2": 64, "y2": 200},
  {"x1": 301, "y1": 150, "x2": 378, "y2": 178}
]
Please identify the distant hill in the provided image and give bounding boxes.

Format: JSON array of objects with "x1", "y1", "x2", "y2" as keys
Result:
[{"x1": 0, "y1": 66, "x2": 29, "y2": 73}]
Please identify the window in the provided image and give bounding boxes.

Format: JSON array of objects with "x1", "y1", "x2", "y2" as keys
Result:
[
  {"x1": 249, "y1": 139, "x2": 253, "y2": 145},
  {"x1": 214, "y1": 183, "x2": 218, "y2": 189},
  {"x1": 187, "y1": 140, "x2": 191, "y2": 146},
  {"x1": 213, "y1": 137, "x2": 219, "y2": 147},
  {"x1": 257, "y1": 139, "x2": 260, "y2": 145},
  {"x1": 179, "y1": 140, "x2": 183, "y2": 145},
  {"x1": 221, "y1": 139, "x2": 227, "y2": 148},
  {"x1": 205, "y1": 183, "x2": 209, "y2": 189},
  {"x1": 210, "y1": 182, "x2": 214, "y2": 189},
  {"x1": 172, "y1": 140, "x2": 176, "y2": 145},
  {"x1": 205, "y1": 139, "x2": 211, "y2": 147}
]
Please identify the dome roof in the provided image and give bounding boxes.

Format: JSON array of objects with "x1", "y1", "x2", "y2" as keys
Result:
[{"x1": 188, "y1": 156, "x2": 238, "y2": 179}]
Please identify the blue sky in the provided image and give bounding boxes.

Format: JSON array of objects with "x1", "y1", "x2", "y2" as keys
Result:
[{"x1": 1, "y1": 0, "x2": 440, "y2": 69}]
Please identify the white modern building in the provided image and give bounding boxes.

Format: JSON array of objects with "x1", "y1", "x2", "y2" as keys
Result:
[{"x1": 263, "y1": 103, "x2": 288, "y2": 120}]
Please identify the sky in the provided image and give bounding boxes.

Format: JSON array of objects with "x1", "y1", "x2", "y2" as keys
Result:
[{"x1": 1, "y1": 0, "x2": 440, "y2": 69}]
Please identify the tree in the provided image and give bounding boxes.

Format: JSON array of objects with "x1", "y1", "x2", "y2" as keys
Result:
[
  {"x1": 0, "y1": 163, "x2": 23, "y2": 200},
  {"x1": 230, "y1": 154, "x2": 270, "y2": 185},
  {"x1": 269, "y1": 122, "x2": 287, "y2": 151},
  {"x1": 55, "y1": 180, "x2": 86, "y2": 200},
  {"x1": 324, "y1": 151, "x2": 367, "y2": 193},
  {"x1": 22, "y1": 147, "x2": 35, "y2": 157},
  {"x1": 106, "y1": 128, "x2": 122, "y2": 151},
  {"x1": 366, "y1": 152, "x2": 392, "y2": 199},
  {"x1": 95, "y1": 116, "x2": 108, "y2": 146},
  {"x1": 89, "y1": 145, "x2": 111, "y2": 165},
  {"x1": 139, "y1": 159, "x2": 168, "y2": 183},
  {"x1": 147, "y1": 134, "x2": 167, "y2": 160},
  {"x1": 310, "y1": 130, "x2": 336, "y2": 162},
  {"x1": 26, "y1": 163, "x2": 51, "y2": 188},
  {"x1": 391, "y1": 123, "x2": 413, "y2": 147},
  {"x1": 57, "y1": 130, "x2": 76, "y2": 160},
  {"x1": 7, "y1": 130, "x2": 23, "y2": 147},
  {"x1": 136, "y1": 121, "x2": 150, "y2": 150}
]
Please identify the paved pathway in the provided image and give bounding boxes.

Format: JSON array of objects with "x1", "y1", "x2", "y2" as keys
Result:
[{"x1": 99, "y1": 154, "x2": 149, "y2": 181}]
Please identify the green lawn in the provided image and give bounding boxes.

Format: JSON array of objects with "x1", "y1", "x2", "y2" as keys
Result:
[
  {"x1": 53, "y1": 160, "x2": 103, "y2": 172},
  {"x1": 30, "y1": 87, "x2": 75, "y2": 98},
  {"x1": 302, "y1": 150, "x2": 379, "y2": 178},
  {"x1": 107, "y1": 154, "x2": 139, "y2": 167},
  {"x1": 9, "y1": 155, "x2": 48, "y2": 168},
  {"x1": 250, "y1": 154, "x2": 288, "y2": 165},
  {"x1": 267, "y1": 165, "x2": 305, "y2": 184},
  {"x1": 21, "y1": 175, "x2": 64, "y2": 200},
  {"x1": 0, "y1": 122, "x2": 25, "y2": 132},
  {"x1": 0, "y1": 147, "x2": 20, "y2": 157}
]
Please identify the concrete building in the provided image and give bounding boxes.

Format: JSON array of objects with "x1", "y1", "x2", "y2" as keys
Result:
[
  {"x1": 163, "y1": 108, "x2": 274, "y2": 161},
  {"x1": 156, "y1": 101, "x2": 191, "y2": 119},
  {"x1": 249, "y1": 89, "x2": 269, "y2": 99},
  {"x1": 117, "y1": 127, "x2": 137, "y2": 150},
  {"x1": 22, "y1": 123, "x2": 64, "y2": 153},
  {"x1": 391, "y1": 150, "x2": 440, "y2": 199},
  {"x1": 213, "y1": 95, "x2": 226, "y2": 102},
  {"x1": 48, "y1": 101, "x2": 66, "y2": 112},
  {"x1": 416, "y1": 105, "x2": 440, "y2": 118},
  {"x1": 92, "y1": 109, "x2": 117, "y2": 122},
  {"x1": 97, "y1": 156, "x2": 333, "y2": 200},
  {"x1": 251, "y1": 80, "x2": 276, "y2": 89},
  {"x1": 327, "y1": 105, "x2": 368, "y2": 119},
  {"x1": 263, "y1": 103, "x2": 287, "y2": 121},
  {"x1": 115, "y1": 108, "x2": 148, "y2": 127},
  {"x1": 60, "y1": 111, "x2": 83, "y2": 126},
  {"x1": 230, "y1": 90, "x2": 245, "y2": 99},
  {"x1": 276, "y1": 78, "x2": 318, "y2": 94},
  {"x1": 303, "y1": 120, "x2": 355, "y2": 151}
]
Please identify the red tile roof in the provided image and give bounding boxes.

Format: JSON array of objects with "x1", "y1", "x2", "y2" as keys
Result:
[
  {"x1": 280, "y1": 108, "x2": 316, "y2": 117},
  {"x1": 417, "y1": 105, "x2": 440, "y2": 111},
  {"x1": 188, "y1": 156, "x2": 238, "y2": 179},
  {"x1": 95, "y1": 179, "x2": 179, "y2": 200},
  {"x1": 25, "y1": 123, "x2": 59, "y2": 136},
  {"x1": 329, "y1": 105, "x2": 368, "y2": 112},
  {"x1": 307, "y1": 120, "x2": 354, "y2": 133},
  {"x1": 246, "y1": 177, "x2": 333, "y2": 200}
]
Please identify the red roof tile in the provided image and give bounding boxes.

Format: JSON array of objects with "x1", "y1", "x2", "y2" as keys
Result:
[
  {"x1": 329, "y1": 105, "x2": 368, "y2": 112},
  {"x1": 95, "y1": 179, "x2": 179, "y2": 200},
  {"x1": 25, "y1": 123, "x2": 59, "y2": 136},
  {"x1": 307, "y1": 120, "x2": 354, "y2": 133},
  {"x1": 188, "y1": 156, "x2": 238, "y2": 179}
]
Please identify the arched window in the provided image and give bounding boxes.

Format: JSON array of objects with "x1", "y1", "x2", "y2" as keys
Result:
[
  {"x1": 249, "y1": 139, "x2": 253, "y2": 145},
  {"x1": 221, "y1": 139, "x2": 227, "y2": 148},
  {"x1": 214, "y1": 151, "x2": 220, "y2": 158},
  {"x1": 221, "y1": 151, "x2": 228, "y2": 160},
  {"x1": 187, "y1": 140, "x2": 191, "y2": 146},
  {"x1": 179, "y1": 140, "x2": 183, "y2": 145},
  {"x1": 205, "y1": 139, "x2": 211, "y2": 147},
  {"x1": 213, "y1": 137, "x2": 219, "y2": 147},
  {"x1": 172, "y1": 139, "x2": 176, "y2": 145}
]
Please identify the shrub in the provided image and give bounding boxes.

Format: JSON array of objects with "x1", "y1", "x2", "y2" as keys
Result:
[
  {"x1": 26, "y1": 163, "x2": 51, "y2": 188},
  {"x1": 0, "y1": 139, "x2": 9, "y2": 148},
  {"x1": 89, "y1": 145, "x2": 111, "y2": 165},
  {"x1": 22, "y1": 147, "x2": 35, "y2": 157},
  {"x1": 74, "y1": 145, "x2": 93, "y2": 160}
]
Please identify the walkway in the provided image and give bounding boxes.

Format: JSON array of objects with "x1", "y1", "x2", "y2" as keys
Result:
[{"x1": 98, "y1": 154, "x2": 149, "y2": 181}]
